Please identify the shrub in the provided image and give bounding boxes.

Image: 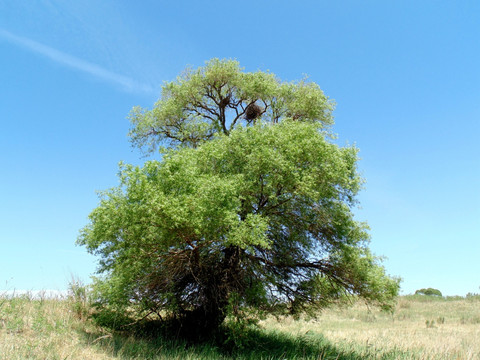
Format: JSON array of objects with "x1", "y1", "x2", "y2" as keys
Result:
[{"x1": 415, "y1": 288, "x2": 442, "y2": 297}]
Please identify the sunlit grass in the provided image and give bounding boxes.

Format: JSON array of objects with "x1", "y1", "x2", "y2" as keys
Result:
[
  {"x1": 260, "y1": 295, "x2": 480, "y2": 360},
  {"x1": 1, "y1": 292, "x2": 480, "y2": 359},
  {"x1": 0, "y1": 293, "x2": 109, "y2": 359}
]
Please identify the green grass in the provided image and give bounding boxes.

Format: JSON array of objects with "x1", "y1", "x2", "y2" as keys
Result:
[
  {"x1": 1, "y1": 293, "x2": 479, "y2": 359},
  {"x1": 66, "y1": 319, "x2": 418, "y2": 360}
]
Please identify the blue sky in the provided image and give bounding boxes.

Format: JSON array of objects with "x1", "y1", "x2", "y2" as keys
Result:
[{"x1": 1, "y1": 0, "x2": 478, "y2": 296}]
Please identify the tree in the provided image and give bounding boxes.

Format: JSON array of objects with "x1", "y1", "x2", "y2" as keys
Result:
[
  {"x1": 415, "y1": 288, "x2": 442, "y2": 297},
  {"x1": 78, "y1": 59, "x2": 399, "y2": 337}
]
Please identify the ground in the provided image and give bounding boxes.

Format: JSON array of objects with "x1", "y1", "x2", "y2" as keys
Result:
[{"x1": 1, "y1": 293, "x2": 479, "y2": 359}]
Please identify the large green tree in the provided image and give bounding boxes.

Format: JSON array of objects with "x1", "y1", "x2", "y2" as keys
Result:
[{"x1": 78, "y1": 59, "x2": 399, "y2": 336}]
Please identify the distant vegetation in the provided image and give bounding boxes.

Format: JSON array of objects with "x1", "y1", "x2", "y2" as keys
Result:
[{"x1": 415, "y1": 288, "x2": 443, "y2": 297}]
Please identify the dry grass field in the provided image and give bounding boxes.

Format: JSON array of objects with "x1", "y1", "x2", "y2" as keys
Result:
[
  {"x1": 261, "y1": 295, "x2": 480, "y2": 359},
  {"x1": 0, "y1": 295, "x2": 110, "y2": 359},
  {"x1": 1, "y1": 293, "x2": 479, "y2": 359}
]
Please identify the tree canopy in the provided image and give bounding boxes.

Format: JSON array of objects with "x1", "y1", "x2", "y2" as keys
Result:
[
  {"x1": 78, "y1": 59, "x2": 399, "y2": 337},
  {"x1": 128, "y1": 58, "x2": 334, "y2": 152},
  {"x1": 415, "y1": 288, "x2": 442, "y2": 297}
]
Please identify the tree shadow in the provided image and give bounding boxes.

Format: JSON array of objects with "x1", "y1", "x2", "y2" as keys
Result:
[{"x1": 77, "y1": 318, "x2": 412, "y2": 359}]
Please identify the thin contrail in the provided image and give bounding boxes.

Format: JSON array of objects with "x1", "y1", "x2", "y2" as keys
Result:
[{"x1": 0, "y1": 28, "x2": 155, "y2": 95}]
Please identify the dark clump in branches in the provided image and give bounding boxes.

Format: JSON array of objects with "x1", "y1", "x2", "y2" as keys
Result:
[{"x1": 244, "y1": 103, "x2": 262, "y2": 122}]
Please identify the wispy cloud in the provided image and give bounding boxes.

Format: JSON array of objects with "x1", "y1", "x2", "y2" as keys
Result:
[{"x1": 0, "y1": 28, "x2": 156, "y2": 95}]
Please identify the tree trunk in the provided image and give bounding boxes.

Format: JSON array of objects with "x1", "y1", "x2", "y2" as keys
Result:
[{"x1": 173, "y1": 245, "x2": 243, "y2": 338}]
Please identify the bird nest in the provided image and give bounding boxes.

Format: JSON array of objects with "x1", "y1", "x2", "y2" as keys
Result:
[
  {"x1": 245, "y1": 103, "x2": 262, "y2": 121},
  {"x1": 219, "y1": 94, "x2": 231, "y2": 108}
]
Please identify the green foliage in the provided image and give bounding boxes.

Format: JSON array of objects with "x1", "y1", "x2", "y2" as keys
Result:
[
  {"x1": 78, "y1": 59, "x2": 399, "y2": 337},
  {"x1": 128, "y1": 58, "x2": 334, "y2": 153},
  {"x1": 415, "y1": 288, "x2": 443, "y2": 297}
]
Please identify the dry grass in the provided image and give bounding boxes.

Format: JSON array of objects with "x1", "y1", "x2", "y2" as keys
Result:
[
  {"x1": 260, "y1": 296, "x2": 480, "y2": 359},
  {"x1": 0, "y1": 294, "x2": 115, "y2": 359},
  {"x1": 1, "y1": 293, "x2": 480, "y2": 359}
]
